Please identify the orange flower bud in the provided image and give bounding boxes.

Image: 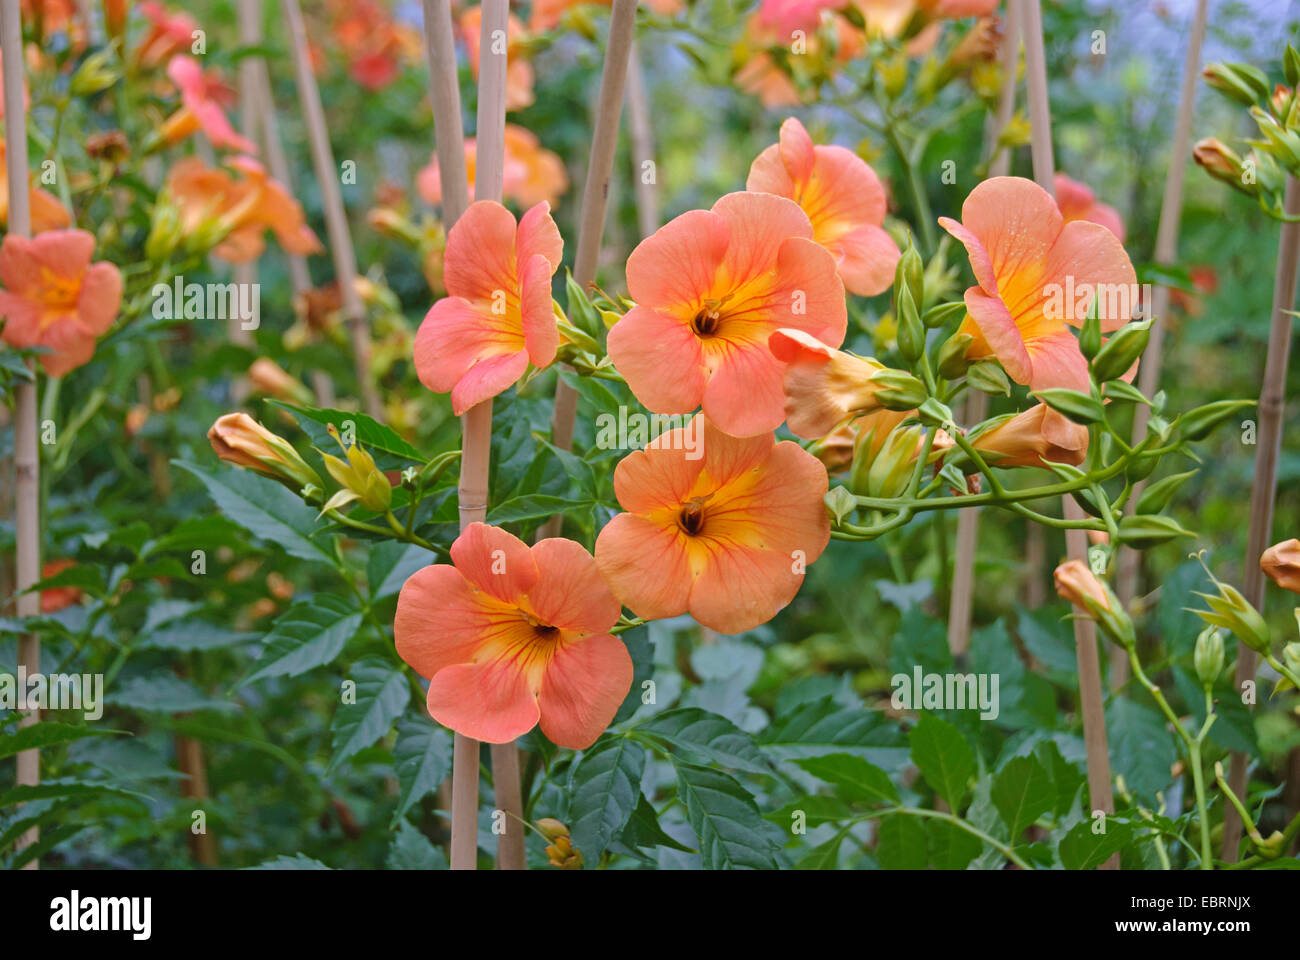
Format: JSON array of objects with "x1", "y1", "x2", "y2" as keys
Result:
[
  {"x1": 208, "y1": 413, "x2": 322, "y2": 494},
  {"x1": 1053, "y1": 558, "x2": 1110, "y2": 612},
  {"x1": 1261, "y1": 538, "x2": 1300, "y2": 594}
]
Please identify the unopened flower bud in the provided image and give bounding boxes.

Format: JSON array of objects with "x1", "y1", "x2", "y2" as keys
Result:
[
  {"x1": 1260, "y1": 539, "x2": 1300, "y2": 594},
  {"x1": 208, "y1": 413, "x2": 322, "y2": 494},
  {"x1": 871, "y1": 368, "x2": 928, "y2": 411},
  {"x1": 321, "y1": 424, "x2": 393, "y2": 514},
  {"x1": 1194, "y1": 626, "x2": 1225, "y2": 690},
  {"x1": 1054, "y1": 559, "x2": 1135, "y2": 649}
]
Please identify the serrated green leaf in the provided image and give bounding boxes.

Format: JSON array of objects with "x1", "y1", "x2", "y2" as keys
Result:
[
  {"x1": 328, "y1": 658, "x2": 410, "y2": 773},
  {"x1": 926, "y1": 817, "x2": 982, "y2": 869},
  {"x1": 673, "y1": 761, "x2": 782, "y2": 869},
  {"x1": 268, "y1": 400, "x2": 426, "y2": 462},
  {"x1": 0, "y1": 722, "x2": 123, "y2": 761},
  {"x1": 387, "y1": 819, "x2": 448, "y2": 869},
  {"x1": 794, "y1": 753, "x2": 899, "y2": 807},
  {"x1": 242, "y1": 596, "x2": 363, "y2": 686},
  {"x1": 620, "y1": 793, "x2": 693, "y2": 853},
  {"x1": 991, "y1": 755, "x2": 1054, "y2": 839},
  {"x1": 636, "y1": 708, "x2": 770, "y2": 774},
  {"x1": 391, "y1": 716, "x2": 452, "y2": 826},
  {"x1": 569, "y1": 736, "x2": 646, "y2": 865},
  {"x1": 1058, "y1": 817, "x2": 1133, "y2": 870},
  {"x1": 908, "y1": 713, "x2": 975, "y2": 814},
  {"x1": 876, "y1": 814, "x2": 928, "y2": 868}
]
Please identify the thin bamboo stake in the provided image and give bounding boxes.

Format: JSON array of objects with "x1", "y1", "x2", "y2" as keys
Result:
[
  {"x1": 1113, "y1": 0, "x2": 1209, "y2": 691},
  {"x1": 463, "y1": 0, "x2": 527, "y2": 872},
  {"x1": 251, "y1": 50, "x2": 334, "y2": 405},
  {"x1": 1222, "y1": 175, "x2": 1300, "y2": 861},
  {"x1": 232, "y1": 0, "x2": 259, "y2": 347},
  {"x1": 1021, "y1": 0, "x2": 1116, "y2": 869},
  {"x1": 419, "y1": 0, "x2": 481, "y2": 871},
  {"x1": 625, "y1": 39, "x2": 658, "y2": 239},
  {"x1": 539, "y1": 0, "x2": 638, "y2": 541},
  {"x1": 947, "y1": 0, "x2": 1019, "y2": 657},
  {"x1": 281, "y1": 0, "x2": 382, "y2": 418},
  {"x1": 3, "y1": 0, "x2": 40, "y2": 869}
]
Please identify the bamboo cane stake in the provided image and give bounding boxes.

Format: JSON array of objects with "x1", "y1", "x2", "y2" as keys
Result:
[
  {"x1": 281, "y1": 0, "x2": 382, "y2": 418},
  {"x1": 463, "y1": 0, "x2": 528, "y2": 872},
  {"x1": 418, "y1": 0, "x2": 481, "y2": 871},
  {"x1": 947, "y1": 0, "x2": 1019, "y2": 657},
  {"x1": 1021, "y1": 0, "x2": 1116, "y2": 869},
  {"x1": 625, "y1": 38, "x2": 658, "y2": 239},
  {"x1": 251, "y1": 51, "x2": 335, "y2": 405},
  {"x1": 232, "y1": 0, "x2": 259, "y2": 348},
  {"x1": 538, "y1": 0, "x2": 638, "y2": 541},
  {"x1": 1221, "y1": 175, "x2": 1300, "y2": 861},
  {"x1": 1113, "y1": 0, "x2": 1209, "y2": 691},
  {"x1": 3, "y1": 0, "x2": 40, "y2": 869}
]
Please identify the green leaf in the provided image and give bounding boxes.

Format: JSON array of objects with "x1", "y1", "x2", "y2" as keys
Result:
[
  {"x1": 1106, "y1": 698, "x2": 1177, "y2": 801},
  {"x1": 367, "y1": 541, "x2": 431, "y2": 601},
  {"x1": 569, "y1": 736, "x2": 647, "y2": 865},
  {"x1": 793, "y1": 753, "x2": 899, "y2": 807},
  {"x1": 0, "y1": 779, "x2": 146, "y2": 809},
  {"x1": 488, "y1": 494, "x2": 592, "y2": 524},
  {"x1": 876, "y1": 814, "x2": 928, "y2": 868},
  {"x1": 0, "y1": 722, "x2": 122, "y2": 761},
  {"x1": 110, "y1": 675, "x2": 237, "y2": 713},
  {"x1": 268, "y1": 400, "x2": 427, "y2": 462},
  {"x1": 991, "y1": 755, "x2": 1054, "y2": 839},
  {"x1": 757, "y1": 697, "x2": 905, "y2": 761},
  {"x1": 241, "y1": 596, "x2": 363, "y2": 686},
  {"x1": 673, "y1": 761, "x2": 782, "y2": 869},
  {"x1": 765, "y1": 795, "x2": 856, "y2": 829},
  {"x1": 247, "y1": 853, "x2": 332, "y2": 870},
  {"x1": 620, "y1": 793, "x2": 693, "y2": 853},
  {"x1": 328, "y1": 658, "x2": 410, "y2": 774},
  {"x1": 174, "y1": 461, "x2": 336, "y2": 564},
  {"x1": 1058, "y1": 817, "x2": 1133, "y2": 870},
  {"x1": 635, "y1": 708, "x2": 770, "y2": 774},
  {"x1": 387, "y1": 819, "x2": 448, "y2": 870},
  {"x1": 795, "y1": 829, "x2": 849, "y2": 869},
  {"x1": 926, "y1": 818, "x2": 982, "y2": 869},
  {"x1": 908, "y1": 713, "x2": 975, "y2": 813},
  {"x1": 391, "y1": 717, "x2": 453, "y2": 826},
  {"x1": 8, "y1": 823, "x2": 86, "y2": 870}
]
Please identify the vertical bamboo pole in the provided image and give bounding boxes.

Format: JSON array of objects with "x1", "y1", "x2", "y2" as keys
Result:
[
  {"x1": 419, "y1": 0, "x2": 479, "y2": 871},
  {"x1": 947, "y1": 0, "x2": 1019, "y2": 657},
  {"x1": 1222, "y1": 176, "x2": 1300, "y2": 860},
  {"x1": 1021, "y1": 0, "x2": 1116, "y2": 868},
  {"x1": 625, "y1": 39, "x2": 658, "y2": 239},
  {"x1": 251, "y1": 50, "x2": 334, "y2": 405},
  {"x1": 3, "y1": 0, "x2": 40, "y2": 869},
  {"x1": 464, "y1": 0, "x2": 528, "y2": 872},
  {"x1": 539, "y1": 0, "x2": 638, "y2": 541},
  {"x1": 281, "y1": 0, "x2": 382, "y2": 418},
  {"x1": 1113, "y1": 0, "x2": 1208, "y2": 690},
  {"x1": 232, "y1": 0, "x2": 260, "y2": 347}
]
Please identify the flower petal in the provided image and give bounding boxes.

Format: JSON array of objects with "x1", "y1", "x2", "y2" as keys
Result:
[
  {"x1": 395, "y1": 563, "x2": 511, "y2": 678},
  {"x1": 833, "y1": 222, "x2": 899, "y2": 297},
  {"x1": 520, "y1": 252, "x2": 558, "y2": 368},
  {"x1": 537, "y1": 633, "x2": 633, "y2": 749},
  {"x1": 963, "y1": 286, "x2": 1032, "y2": 385},
  {"x1": 701, "y1": 337, "x2": 787, "y2": 437},
  {"x1": 516, "y1": 201, "x2": 563, "y2": 273},
  {"x1": 451, "y1": 522, "x2": 539, "y2": 603},
  {"x1": 527, "y1": 538, "x2": 622, "y2": 634},
  {"x1": 607, "y1": 304, "x2": 707, "y2": 415},
  {"x1": 1042, "y1": 220, "x2": 1138, "y2": 331},
  {"x1": 613, "y1": 435, "x2": 707, "y2": 514},
  {"x1": 712, "y1": 190, "x2": 814, "y2": 284},
  {"x1": 443, "y1": 200, "x2": 518, "y2": 303},
  {"x1": 594, "y1": 513, "x2": 694, "y2": 621},
  {"x1": 425, "y1": 659, "x2": 540, "y2": 744},
  {"x1": 625, "y1": 208, "x2": 729, "y2": 309}
]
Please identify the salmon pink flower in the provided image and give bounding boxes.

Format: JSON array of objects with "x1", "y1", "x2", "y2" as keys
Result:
[
  {"x1": 395, "y1": 523, "x2": 631, "y2": 749},
  {"x1": 768, "y1": 327, "x2": 887, "y2": 438},
  {"x1": 748, "y1": 117, "x2": 899, "y2": 297},
  {"x1": 160, "y1": 55, "x2": 256, "y2": 154},
  {"x1": 938, "y1": 175, "x2": 1137, "y2": 397},
  {"x1": 414, "y1": 200, "x2": 563, "y2": 414},
  {"x1": 0, "y1": 229, "x2": 122, "y2": 376},
  {"x1": 595, "y1": 415, "x2": 830, "y2": 633},
  {"x1": 1054, "y1": 172, "x2": 1125, "y2": 243},
  {"x1": 39, "y1": 559, "x2": 83, "y2": 613},
  {"x1": 417, "y1": 124, "x2": 568, "y2": 210},
  {"x1": 970, "y1": 402, "x2": 1089, "y2": 468},
  {"x1": 756, "y1": 0, "x2": 847, "y2": 35},
  {"x1": 608, "y1": 191, "x2": 846, "y2": 438}
]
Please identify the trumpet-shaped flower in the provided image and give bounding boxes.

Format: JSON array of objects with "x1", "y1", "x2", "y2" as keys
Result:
[
  {"x1": 0, "y1": 140, "x2": 71, "y2": 234},
  {"x1": 747, "y1": 117, "x2": 899, "y2": 296},
  {"x1": 395, "y1": 523, "x2": 631, "y2": 749},
  {"x1": 1261, "y1": 539, "x2": 1300, "y2": 595},
  {"x1": 608, "y1": 191, "x2": 846, "y2": 438},
  {"x1": 768, "y1": 327, "x2": 886, "y2": 438},
  {"x1": 459, "y1": 7, "x2": 534, "y2": 111},
  {"x1": 938, "y1": 176, "x2": 1136, "y2": 435},
  {"x1": 970, "y1": 402, "x2": 1089, "y2": 468},
  {"x1": 1054, "y1": 173, "x2": 1125, "y2": 242},
  {"x1": 595, "y1": 415, "x2": 830, "y2": 633},
  {"x1": 161, "y1": 56, "x2": 257, "y2": 154},
  {"x1": 413, "y1": 200, "x2": 563, "y2": 414},
  {"x1": 0, "y1": 229, "x2": 122, "y2": 376}
]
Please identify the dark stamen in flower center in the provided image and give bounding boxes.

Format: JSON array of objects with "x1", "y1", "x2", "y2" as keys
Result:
[
  {"x1": 523, "y1": 613, "x2": 560, "y2": 640},
  {"x1": 678, "y1": 499, "x2": 706, "y2": 536},
  {"x1": 691, "y1": 307, "x2": 721, "y2": 337}
]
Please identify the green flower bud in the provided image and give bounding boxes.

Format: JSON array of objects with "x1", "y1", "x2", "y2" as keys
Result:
[
  {"x1": 871, "y1": 369, "x2": 928, "y2": 410},
  {"x1": 922, "y1": 300, "x2": 966, "y2": 330},
  {"x1": 1134, "y1": 469, "x2": 1196, "y2": 515},
  {"x1": 966, "y1": 360, "x2": 1011, "y2": 397},
  {"x1": 1194, "y1": 626, "x2": 1225, "y2": 690},
  {"x1": 936, "y1": 332, "x2": 974, "y2": 379},
  {"x1": 1178, "y1": 399, "x2": 1255, "y2": 441},
  {"x1": 1091, "y1": 318, "x2": 1150, "y2": 383},
  {"x1": 1031, "y1": 387, "x2": 1106, "y2": 426}
]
